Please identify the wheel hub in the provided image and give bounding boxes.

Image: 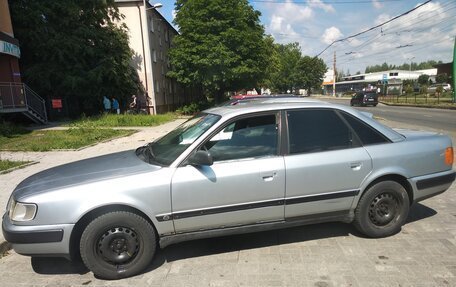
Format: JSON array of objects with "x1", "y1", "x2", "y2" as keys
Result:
[
  {"x1": 97, "y1": 227, "x2": 139, "y2": 264},
  {"x1": 368, "y1": 193, "x2": 399, "y2": 226}
]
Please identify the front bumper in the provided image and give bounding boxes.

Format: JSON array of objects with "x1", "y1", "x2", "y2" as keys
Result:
[
  {"x1": 2, "y1": 214, "x2": 74, "y2": 257},
  {"x1": 411, "y1": 170, "x2": 455, "y2": 203}
]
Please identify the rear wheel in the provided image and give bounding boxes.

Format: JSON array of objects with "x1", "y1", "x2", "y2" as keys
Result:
[
  {"x1": 80, "y1": 211, "x2": 156, "y2": 279},
  {"x1": 354, "y1": 181, "x2": 409, "y2": 238}
]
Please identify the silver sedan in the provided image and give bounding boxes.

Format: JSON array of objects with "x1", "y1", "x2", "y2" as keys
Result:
[{"x1": 3, "y1": 99, "x2": 455, "y2": 279}]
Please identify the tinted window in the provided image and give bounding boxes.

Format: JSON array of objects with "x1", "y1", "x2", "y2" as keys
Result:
[
  {"x1": 287, "y1": 109, "x2": 354, "y2": 154},
  {"x1": 341, "y1": 113, "x2": 389, "y2": 146},
  {"x1": 203, "y1": 114, "x2": 278, "y2": 161}
]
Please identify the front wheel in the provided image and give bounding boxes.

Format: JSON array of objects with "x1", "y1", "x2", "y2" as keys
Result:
[
  {"x1": 80, "y1": 211, "x2": 156, "y2": 279},
  {"x1": 354, "y1": 181, "x2": 409, "y2": 238}
]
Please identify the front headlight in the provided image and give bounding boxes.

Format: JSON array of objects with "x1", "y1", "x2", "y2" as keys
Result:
[{"x1": 8, "y1": 199, "x2": 37, "y2": 221}]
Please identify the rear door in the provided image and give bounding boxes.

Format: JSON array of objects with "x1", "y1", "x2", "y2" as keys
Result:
[{"x1": 283, "y1": 109, "x2": 373, "y2": 219}]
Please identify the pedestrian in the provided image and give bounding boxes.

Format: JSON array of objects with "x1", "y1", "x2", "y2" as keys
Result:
[
  {"x1": 112, "y1": 97, "x2": 120, "y2": 114},
  {"x1": 103, "y1": 96, "x2": 111, "y2": 113},
  {"x1": 129, "y1": 94, "x2": 137, "y2": 112}
]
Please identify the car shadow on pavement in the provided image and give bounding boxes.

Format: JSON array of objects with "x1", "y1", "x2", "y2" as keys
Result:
[
  {"x1": 405, "y1": 202, "x2": 437, "y2": 224},
  {"x1": 31, "y1": 257, "x2": 89, "y2": 275},
  {"x1": 154, "y1": 221, "x2": 356, "y2": 265},
  {"x1": 29, "y1": 203, "x2": 436, "y2": 277}
]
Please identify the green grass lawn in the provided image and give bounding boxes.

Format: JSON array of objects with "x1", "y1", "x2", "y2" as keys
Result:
[
  {"x1": 69, "y1": 113, "x2": 176, "y2": 127},
  {"x1": 0, "y1": 160, "x2": 31, "y2": 172},
  {"x1": 0, "y1": 125, "x2": 135, "y2": 151}
]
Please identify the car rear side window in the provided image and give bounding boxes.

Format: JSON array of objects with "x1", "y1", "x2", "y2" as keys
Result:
[
  {"x1": 341, "y1": 112, "x2": 389, "y2": 145},
  {"x1": 287, "y1": 109, "x2": 355, "y2": 154}
]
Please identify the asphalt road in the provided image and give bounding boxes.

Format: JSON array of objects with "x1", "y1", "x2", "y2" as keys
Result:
[{"x1": 323, "y1": 98, "x2": 456, "y2": 133}]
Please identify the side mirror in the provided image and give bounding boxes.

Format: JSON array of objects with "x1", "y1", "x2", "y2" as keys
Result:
[{"x1": 188, "y1": 150, "x2": 213, "y2": 166}]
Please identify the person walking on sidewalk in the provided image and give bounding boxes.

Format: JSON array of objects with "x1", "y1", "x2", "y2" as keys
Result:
[
  {"x1": 112, "y1": 97, "x2": 120, "y2": 114},
  {"x1": 103, "y1": 96, "x2": 111, "y2": 113}
]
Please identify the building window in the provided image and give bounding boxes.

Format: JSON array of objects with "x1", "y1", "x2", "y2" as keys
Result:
[
  {"x1": 153, "y1": 50, "x2": 157, "y2": 62},
  {"x1": 161, "y1": 65, "x2": 164, "y2": 75},
  {"x1": 155, "y1": 80, "x2": 159, "y2": 93},
  {"x1": 150, "y1": 18, "x2": 154, "y2": 32},
  {"x1": 157, "y1": 23, "x2": 161, "y2": 32},
  {"x1": 165, "y1": 30, "x2": 169, "y2": 42},
  {"x1": 160, "y1": 51, "x2": 163, "y2": 61},
  {"x1": 159, "y1": 36, "x2": 162, "y2": 46}
]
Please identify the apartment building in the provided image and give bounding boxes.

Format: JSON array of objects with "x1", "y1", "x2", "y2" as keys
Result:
[{"x1": 115, "y1": 0, "x2": 198, "y2": 114}]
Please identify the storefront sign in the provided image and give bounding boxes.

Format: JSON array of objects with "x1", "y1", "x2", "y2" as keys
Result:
[{"x1": 0, "y1": 40, "x2": 20, "y2": 58}]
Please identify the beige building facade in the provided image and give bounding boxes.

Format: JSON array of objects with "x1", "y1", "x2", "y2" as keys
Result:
[
  {"x1": 0, "y1": 0, "x2": 21, "y2": 84},
  {"x1": 115, "y1": 0, "x2": 198, "y2": 114}
]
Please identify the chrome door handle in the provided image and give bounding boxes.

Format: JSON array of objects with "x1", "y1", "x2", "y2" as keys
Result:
[
  {"x1": 261, "y1": 171, "x2": 277, "y2": 182},
  {"x1": 350, "y1": 162, "x2": 362, "y2": 171}
]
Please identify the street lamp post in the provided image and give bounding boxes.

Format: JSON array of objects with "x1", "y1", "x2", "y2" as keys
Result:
[{"x1": 407, "y1": 56, "x2": 415, "y2": 74}]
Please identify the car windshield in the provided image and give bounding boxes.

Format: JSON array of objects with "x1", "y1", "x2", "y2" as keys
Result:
[{"x1": 139, "y1": 113, "x2": 220, "y2": 166}]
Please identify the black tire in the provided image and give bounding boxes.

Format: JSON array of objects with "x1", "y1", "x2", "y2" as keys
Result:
[
  {"x1": 80, "y1": 211, "x2": 156, "y2": 279},
  {"x1": 373, "y1": 104, "x2": 378, "y2": 107},
  {"x1": 354, "y1": 181, "x2": 409, "y2": 238}
]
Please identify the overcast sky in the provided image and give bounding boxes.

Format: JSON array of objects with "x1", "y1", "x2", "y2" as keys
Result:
[{"x1": 157, "y1": 0, "x2": 456, "y2": 74}]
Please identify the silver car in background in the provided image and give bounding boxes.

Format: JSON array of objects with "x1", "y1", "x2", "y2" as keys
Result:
[{"x1": 3, "y1": 99, "x2": 455, "y2": 279}]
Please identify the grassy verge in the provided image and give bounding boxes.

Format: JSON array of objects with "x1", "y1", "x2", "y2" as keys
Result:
[
  {"x1": 0, "y1": 160, "x2": 32, "y2": 172},
  {"x1": 0, "y1": 124, "x2": 135, "y2": 151},
  {"x1": 69, "y1": 113, "x2": 176, "y2": 127},
  {"x1": 380, "y1": 96, "x2": 455, "y2": 108}
]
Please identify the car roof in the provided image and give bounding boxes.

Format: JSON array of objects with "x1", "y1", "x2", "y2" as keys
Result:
[{"x1": 205, "y1": 98, "x2": 404, "y2": 142}]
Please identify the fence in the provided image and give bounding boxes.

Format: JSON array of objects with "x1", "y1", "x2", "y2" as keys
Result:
[{"x1": 0, "y1": 82, "x2": 47, "y2": 121}]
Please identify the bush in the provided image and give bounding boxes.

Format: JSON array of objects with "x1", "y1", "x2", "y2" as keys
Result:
[{"x1": 176, "y1": 101, "x2": 211, "y2": 115}]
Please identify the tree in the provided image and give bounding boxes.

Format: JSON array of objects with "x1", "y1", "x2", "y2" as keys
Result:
[
  {"x1": 294, "y1": 56, "x2": 327, "y2": 96},
  {"x1": 266, "y1": 42, "x2": 301, "y2": 93},
  {"x1": 10, "y1": 0, "x2": 142, "y2": 117},
  {"x1": 418, "y1": 74, "x2": 430, "y2": 86},
  {"x1": 435, "y1": 73, "x2": 448, "y2": 84},
  {"x1": 169, "y1": 0, "x2": 270, "y2": 102}
]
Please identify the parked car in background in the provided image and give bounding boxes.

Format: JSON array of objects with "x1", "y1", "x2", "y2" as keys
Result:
[
  {"x1": 3, "y1": 99, "x2": 455, "y2": 279},
  {"x1": 350, "y1": 91, "x2": 378, "y2": 107},
  {"x1": 427, "y1": 83, "x2": 452, "y2": 93}
]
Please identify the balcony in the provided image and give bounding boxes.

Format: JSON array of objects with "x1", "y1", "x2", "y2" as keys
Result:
[{"x1": 0, "y1": 82, "x2": 47, "y2": 124}]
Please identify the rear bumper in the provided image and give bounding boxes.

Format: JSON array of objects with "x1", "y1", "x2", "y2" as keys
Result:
[
  {"x1": 411, "y1": 170, "x2": 455, "y2": 203},
  {"x1": 2, "y1": 214, "x2": 73, "y2": 257}
]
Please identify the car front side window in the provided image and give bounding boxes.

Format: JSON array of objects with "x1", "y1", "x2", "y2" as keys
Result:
[{"x1": 203, "y1": 114, "x2": 278, "y2": 162}]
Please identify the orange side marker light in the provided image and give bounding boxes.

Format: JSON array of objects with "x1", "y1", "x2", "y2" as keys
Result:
[{"x1": 445, "y1": 147, "x2": 454, "y2": 165}]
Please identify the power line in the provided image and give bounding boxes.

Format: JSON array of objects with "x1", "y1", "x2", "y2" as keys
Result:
[{"x1": 315, "y1": 0, "x2": 433, "y2": 57}]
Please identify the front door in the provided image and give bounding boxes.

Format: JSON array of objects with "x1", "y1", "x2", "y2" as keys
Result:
[{"x1": 171, "y1": 113, "x2": 285, "y2": 233}]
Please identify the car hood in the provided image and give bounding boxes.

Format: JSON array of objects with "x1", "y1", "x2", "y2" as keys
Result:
[{"x1": 13, "y1": 150, "x2": 161, "y2": 200}]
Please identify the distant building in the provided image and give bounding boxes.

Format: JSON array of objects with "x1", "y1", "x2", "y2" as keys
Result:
[
  {"x1": 323, "y1": 69, "x2": 438, "y2": 95},
  {"x1": 114, "y1": 0, "x2": 199, "y2": 114}
]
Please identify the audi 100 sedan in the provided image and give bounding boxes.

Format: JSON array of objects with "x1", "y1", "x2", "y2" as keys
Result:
[{"x1": 3, "y1": 99, "x2": 455, "y2": 279}]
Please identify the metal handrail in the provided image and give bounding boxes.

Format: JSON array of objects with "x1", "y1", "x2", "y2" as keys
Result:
[{"x1": 0, "y1": 82, "x2": 47, "y2": 122}]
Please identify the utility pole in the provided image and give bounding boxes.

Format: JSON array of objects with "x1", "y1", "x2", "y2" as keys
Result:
[
  {"x1": 453, "y1": 37, "x2": 456, "y2": 103},
  {"x1": 333, "y1": 51, "x2": 336, "y2": 97}
]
